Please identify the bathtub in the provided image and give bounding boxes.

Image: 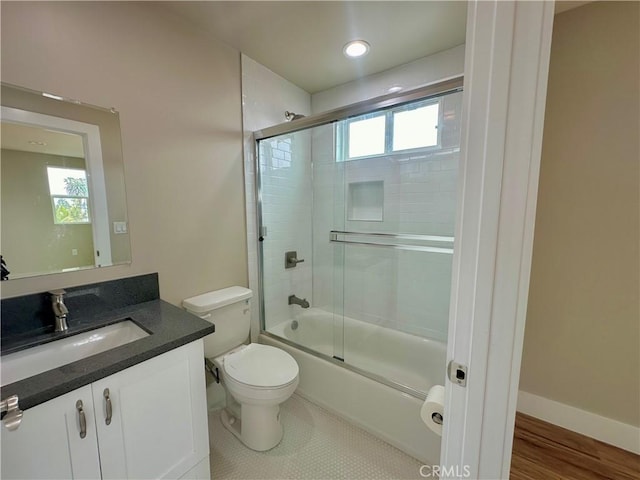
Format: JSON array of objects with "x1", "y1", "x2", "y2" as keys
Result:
[{"x1": 261, "y1": 308, "x2": 447, "y2": 465}]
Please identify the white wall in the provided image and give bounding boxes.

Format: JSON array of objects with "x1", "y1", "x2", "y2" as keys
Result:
[
  {"x1": 1, "y1": 2, "x2": 249, "y2": 305},
  {"x1": 240, "y1": 55, "x2": 311, "y2": 339}
]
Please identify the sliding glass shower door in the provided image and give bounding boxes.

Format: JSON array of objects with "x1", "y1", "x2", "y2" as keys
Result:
[
  {"x1": 258, "y1": 83, "x2": 463, "y2": 397},
  {"x1": 258, "y1": 123, "x2": 340, "y2": 359}
]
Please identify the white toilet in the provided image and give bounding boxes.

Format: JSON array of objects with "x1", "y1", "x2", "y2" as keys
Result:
[{"x1": 183, "y1": 286, "x2": 299, "y2": 451}]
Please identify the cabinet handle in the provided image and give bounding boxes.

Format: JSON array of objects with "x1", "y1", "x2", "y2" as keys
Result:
[
  {"x1": 104, "y1": 388, "x2": 112, "y2": 426},
  {"x1": 76, "y1": 400, "x2": 87, "y2": 439}
]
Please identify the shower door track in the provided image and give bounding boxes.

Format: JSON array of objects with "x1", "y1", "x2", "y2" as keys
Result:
[
  {"x1": 261, "y1": 331, "x2": 428, "y2": 401},
  {"x1": 254, "y1": 76, "x2": 464, "y2": 141}
]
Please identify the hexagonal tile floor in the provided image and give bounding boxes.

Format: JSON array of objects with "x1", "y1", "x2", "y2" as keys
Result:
[{"x1": 208, "y1": 394, "x2": 424, "y2": 480}]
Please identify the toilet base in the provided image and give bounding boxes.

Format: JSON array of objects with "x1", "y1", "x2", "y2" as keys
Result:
[{"x1": 220, "y1": 403, "x2": 284, "y2": 451}]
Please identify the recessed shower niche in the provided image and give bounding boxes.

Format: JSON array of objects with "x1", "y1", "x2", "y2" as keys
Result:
[{"x1": 347, "y1": 180, "x2": 384, "y2": 222}]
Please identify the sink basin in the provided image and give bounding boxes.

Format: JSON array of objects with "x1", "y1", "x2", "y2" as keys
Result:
[{"x1": 1, "y1": 320, "x2": 149, "y2": 386}]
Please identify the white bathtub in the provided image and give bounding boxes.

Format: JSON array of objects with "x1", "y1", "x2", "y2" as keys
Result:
[{"x1": 261, "y1": 308, "x2": 447, "y2": 464}]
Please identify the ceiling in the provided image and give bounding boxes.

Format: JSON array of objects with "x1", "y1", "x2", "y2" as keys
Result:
[
  {"x1": 162, "y1": 1, "x2": 590, "y2": 95},
  {"x1": 555, "y1": 1, "x2": 592, "y2": 14},
  {"x1": 162, "y1": 1, "x2": 468, "y2": 94},
  {"x1": 1, "y1": 122, "x2": 85, "y2": 158}
]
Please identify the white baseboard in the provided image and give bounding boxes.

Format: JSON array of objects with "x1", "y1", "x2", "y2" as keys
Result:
[{"x1": 517, "y1": 390, "x2": 640, "y2": 455}]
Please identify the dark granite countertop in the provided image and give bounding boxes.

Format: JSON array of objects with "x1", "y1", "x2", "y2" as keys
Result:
[{"x1": 1, "y1": 299, "x2": 214, "y2": 411}]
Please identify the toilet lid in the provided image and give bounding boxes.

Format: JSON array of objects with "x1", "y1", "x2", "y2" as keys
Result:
[{"x1": 224, "y1": 344, "x2": 299, "y2": 388}]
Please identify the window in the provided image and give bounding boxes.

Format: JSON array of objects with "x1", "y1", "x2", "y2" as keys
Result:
[
  {"x1": 392, "y1": 103, "x2": 439, "y2": 151},
  {"x1": 337, "y1": 98, "x2": 441, "y2": 161},
  {"x1": 348, "y1": 114, "x2": 386, "y2": 158},
  {"x1": 46, "y1": 166, "x2": 91, "y2": 224}
]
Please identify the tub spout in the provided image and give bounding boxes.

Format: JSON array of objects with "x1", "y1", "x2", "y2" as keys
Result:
[{"x1": 288, "y1": 295, "x2": 310, "y2": 309}]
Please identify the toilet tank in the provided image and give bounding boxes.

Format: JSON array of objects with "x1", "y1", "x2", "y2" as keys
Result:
[{"x1": 183, "y1": 286, "x2": 253, "y2": 358}]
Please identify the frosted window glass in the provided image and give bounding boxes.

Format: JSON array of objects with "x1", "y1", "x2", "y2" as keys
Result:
[
  {"x1": 348, "y1": 115, "x2": 385, "y2": 158},
  {"x1": 392, "y1": 103, "x2": 439, "y2": 151}
]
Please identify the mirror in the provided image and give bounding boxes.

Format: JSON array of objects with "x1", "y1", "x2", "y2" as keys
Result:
[{"x1": 1, "y1": 83, "x2": 131, "y2": 280}]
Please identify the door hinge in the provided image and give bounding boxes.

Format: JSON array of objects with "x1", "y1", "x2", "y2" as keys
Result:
[{"x1": 448, "y1": 361, "x2": 467, "y2": 387}]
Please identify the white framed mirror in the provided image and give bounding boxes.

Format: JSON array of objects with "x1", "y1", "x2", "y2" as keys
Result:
[{"x1": 1, "y1": 83, "x2": 131, "y2": 280}]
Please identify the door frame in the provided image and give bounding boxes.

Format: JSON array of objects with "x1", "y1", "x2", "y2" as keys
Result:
[{"x1": 441, "y1": 1, "x2": 555, "y2": 478}]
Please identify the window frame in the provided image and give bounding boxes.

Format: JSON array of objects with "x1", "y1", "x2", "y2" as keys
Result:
[{"x1": 337, "y1": 97, "x2": 443, "y2": 162}]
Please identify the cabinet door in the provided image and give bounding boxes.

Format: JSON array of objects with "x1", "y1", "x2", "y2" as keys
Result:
[
  {"x1": 92, "y1": 341, "x2": 209, "y2": 479},
  {"x1": 1, "y1": 385, "x2": 102, "y2": 480}
]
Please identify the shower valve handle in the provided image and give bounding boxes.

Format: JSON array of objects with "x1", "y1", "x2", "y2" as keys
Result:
[{"x1": 285, "y1": 251, "x2": 305, "y2": 269}]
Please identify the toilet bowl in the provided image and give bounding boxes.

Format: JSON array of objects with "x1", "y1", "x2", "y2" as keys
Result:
[
  {"x1": 214, "y1": 343, "x2": 299, "y2": 451},
  {"x1": 183, "y1": 287, "x2": 300, "y2": 451}
]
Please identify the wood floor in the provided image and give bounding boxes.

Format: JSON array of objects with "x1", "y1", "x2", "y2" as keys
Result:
[{"x1": 510, "y1": 413, "x2": 640, "y2": 480}]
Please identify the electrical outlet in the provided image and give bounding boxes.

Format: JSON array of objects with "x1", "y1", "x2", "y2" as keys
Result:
[{"x1": 72, "y1": 249, "x2": 78, "y2": 256}]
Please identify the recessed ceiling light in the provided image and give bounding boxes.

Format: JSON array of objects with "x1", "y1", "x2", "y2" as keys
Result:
[
  {"x1": 387, "y1": 85, "x2": 403, "y2": 93},
  {"x1": 343, "y1": 40, "x2": 370, "y2": 58}
]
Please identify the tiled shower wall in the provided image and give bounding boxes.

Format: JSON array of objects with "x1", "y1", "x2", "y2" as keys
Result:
[
  {"x1": 241, "y1": 55, "x2": 311, "y2": 340},
  {"x1": 312, "y1": 91, "x2": 463, "y2": 341},
  {"x1": 244, "y1": 45, "x2": 465, "y2": 341},
  {"x1": 258, "y1": 133, "x2": 313, "y2": 327}
]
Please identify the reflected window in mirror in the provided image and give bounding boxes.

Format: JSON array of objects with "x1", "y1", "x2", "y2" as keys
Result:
[{"x1": 47, "y1": 167, "x2": 91, "y2": 225}]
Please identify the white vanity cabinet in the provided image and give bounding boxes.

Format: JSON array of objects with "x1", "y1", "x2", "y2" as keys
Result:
[
  {"x1": 92, "y1": 340, "x2": 210, "y2": 479},
  {"x1": 1, "y1": 340, "x2": 210, "y2": 480},
  {"x1": 1, "y1": 385, "x2": 102, "y2": 479}
]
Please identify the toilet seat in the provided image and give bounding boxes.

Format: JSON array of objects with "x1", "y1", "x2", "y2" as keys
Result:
[{"x1": 223, "y1": 344, "x2": 299, "y2": 388}]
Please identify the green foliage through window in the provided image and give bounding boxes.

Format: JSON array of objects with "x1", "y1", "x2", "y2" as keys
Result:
[
  {"x1": 53, "y1": 197, "x2": 90, "y2": 223},
  {"x1": 47, "y1": 167, "x2": 91, "y2": 224},
  {"x1": 63, "y1": 177, "x2": 89, "y2": 197}
]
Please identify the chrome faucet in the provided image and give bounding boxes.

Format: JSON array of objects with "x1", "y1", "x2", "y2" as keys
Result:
[
  {"x1": 49, "y1": 289, "x2": 69, "y2": 332},
  {"x1": 288, "y1": 295, "x2": 310, "y2": 309}
]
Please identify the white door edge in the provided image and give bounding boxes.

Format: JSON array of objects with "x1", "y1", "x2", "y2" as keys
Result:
[{"x1": 440, "y1": 2, "x2": 555, "y2": 479}]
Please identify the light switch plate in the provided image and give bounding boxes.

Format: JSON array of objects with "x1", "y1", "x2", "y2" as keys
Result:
[{"x1": 113, "y1": 221, "x2": 128, "y2": 234}]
